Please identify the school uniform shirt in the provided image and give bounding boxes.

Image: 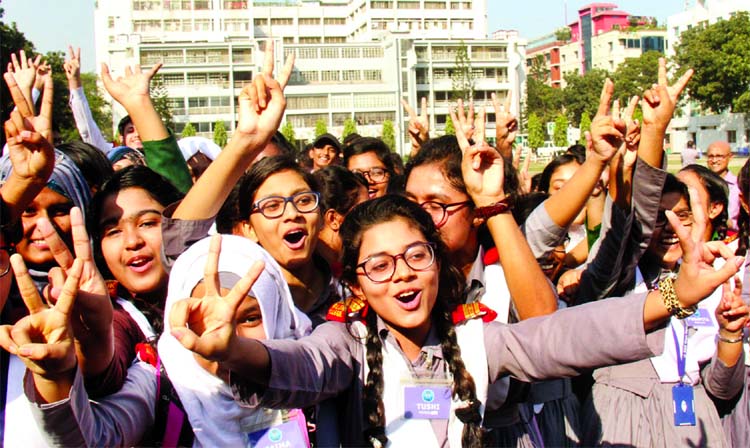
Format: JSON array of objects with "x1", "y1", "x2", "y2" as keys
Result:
[{"x1": 230, "y1": 292, "x2": 664, "y2": 447}]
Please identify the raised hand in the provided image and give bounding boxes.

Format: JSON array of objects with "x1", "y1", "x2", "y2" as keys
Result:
[
  {"x1": 715, "y1": 278, "x2": 748, "y2": 336},
  {"x1": 608, "y1": 95, "x2": 640, "y2": 208},
  {"x1": 234, "y1": 40, "x2": 294, "y2": 148},
  {"x1": 6, "y1": 50, "x2": 41, "y2": 109},
  {"x1": 63, "y1": 46, "x2": 82, "y2": 90},
  {"x1": 3, "y1": 71, "x2": 55, "y2": 181},
  {"x1": 0, "y1": 255, "x2": 81, "y2": 378},
  {"x1": 101, "y1": 62, "x2": 162, "y2": 109},
  {"x1": 401, "y1": 97, "x2": 429, "y2": 156},
  {"x1": 453, "y1": 99, "x2": 476, "y2": 142},
  {"x1": 492, "y1": 92, "x2": 518, "y2": 159},
  {"x1": 34, "y1": 61, "x2": 51, "y2": 92},
  {"x1": 170, "y1": 235, "x2": 265, "y2": 362},
  {"x1": 588, "y1": 79, "x2": 624, "y2": 164},
  {"x1": 452, "y1": 104, "x2": 505, "y2": 206},
  {"x1": 641, "y1": 58, "x2": 693, "y2": 131},
  {"x1": 38, "y1": 207, "x2": 111, "y2": 336},
  {"x1": 671, "y1": 188, "x2": 743, "y2": 309}
]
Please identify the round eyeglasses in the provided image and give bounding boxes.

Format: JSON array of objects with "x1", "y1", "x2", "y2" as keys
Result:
[
  {"x1": 251, "y1": 191, "x2": 320, "y2": 219},
  {"x1": 418, "y1": 200, "x2": 473, "y2": 228},
  {"x1": 356, "y1": 242, "x2": 436, "y2": 283},
  {"x1": 351, "y1": 167, "x2": 389, "y2": 183}
]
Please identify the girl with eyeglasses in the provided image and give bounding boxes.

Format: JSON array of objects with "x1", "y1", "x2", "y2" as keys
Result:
[{"x1": 344, "y1": 137, "x2": 402, "y2": 199}]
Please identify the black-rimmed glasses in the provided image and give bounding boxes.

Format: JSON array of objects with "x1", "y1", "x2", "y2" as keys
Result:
[
  {"x1": 351, "y1": 167, "x2": 389, "y2": 183},
  {"x1": 251, "y1": 191, "x2": 320, "y2": 219},
  {"x1": 356, "y1": 242, "x2": 436, "y2": 283}
]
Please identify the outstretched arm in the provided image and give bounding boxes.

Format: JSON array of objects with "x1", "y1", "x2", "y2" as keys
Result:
[
  {"x1": 452, "y1": 104, "x2": 557, "y2": 319},
  {"x1": 172, "y1": 42, "x2": 293, "y2": 220},
  {"x1": 65, "y1": 46, "x2": 112, "y2": 154},
  {"x1": 101, "y1": 62, "x2": 192, "y2": 192}
]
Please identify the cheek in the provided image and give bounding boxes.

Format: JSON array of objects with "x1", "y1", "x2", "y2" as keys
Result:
[
  {"x1": 100, "y1": 238, "x2": 121, "y2": 269},
  {"x1": 237, "y1": 325, "x2": 267, "y2": 340},
  {"x1": 52, "y1": 215, "x2": 72, "y2": 235}
]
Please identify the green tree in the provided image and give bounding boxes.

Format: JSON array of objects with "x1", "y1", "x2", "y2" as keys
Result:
[
  {"x1": 281, "y1": 121, "x2": 295, "y2": 147},
  {"x1": 578, "y1": 111, "x2": 591, "y2": 145},
  {"x1": 381, "y1": 119, "x2": 396, "y2": 152},
  {"x1": 0, "y1": 6, "x2": 35, "y2": 147},
  {"x1": 314, "y1": 118, "x2": 328, "y2": 138},
  {"x1": 673, "y1": 12, "x2": 750, "y2": 113},
  {"x1": 181, "y1": 122, "x2": 196, "y2": 137},
  {"x1": 554, "y1": 27, "x2": 572, "y2": 42},
  {"x1": 151, "y1": 79, "x2": 174, "y2": 131},
  {"x1": 213, "y1": 120, "x2": 227, "y2": 147},
  {"x1": 443, "y1": 114, "x2": 455, "y2": 135},
  {"x1": 526, "y1": 76, "x2": 564, "y2": 124},
  {"x1": 342, "y1": 117, "x2": 358, "y2": 140},
  {"x1": 451, "y1": 41, "x2": 474, "y2": 100},
  {"x1": 527, "y1": 113, "x2": 545, "y2": 150},
  {"x1": 563, "y1": 69, "x2": 609, "y2": 124},
  {"x1": 612, "y1": 51, "x2": 661, "y2": 104},
  {"x1": 553, "y1": 114, "x2": 569, "y2": 147}
]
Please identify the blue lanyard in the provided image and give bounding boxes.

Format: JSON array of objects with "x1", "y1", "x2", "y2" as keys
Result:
[{"x1": 671, "y1": 321, "x2": 689, "y2": 383}]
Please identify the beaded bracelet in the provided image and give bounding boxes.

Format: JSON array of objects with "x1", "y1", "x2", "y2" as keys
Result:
[
  {"x1": 658, "y1": 276, "x2": 696, "y2": 319},
  {"x1": 717, "y1": 333, "x2": 744, "y2": 344}
]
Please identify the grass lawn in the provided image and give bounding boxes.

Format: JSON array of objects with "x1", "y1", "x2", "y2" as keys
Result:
[{"x1": 525, "y1": 153, "x2": 749, "y2": 176}]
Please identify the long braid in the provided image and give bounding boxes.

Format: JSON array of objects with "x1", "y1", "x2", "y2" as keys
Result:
[
  {"x1": 433, "y1": 305, "x2": 484, "y2": 447},
  {"x1": 362, "y1": 310, "x2": 388, "y2": 447}
]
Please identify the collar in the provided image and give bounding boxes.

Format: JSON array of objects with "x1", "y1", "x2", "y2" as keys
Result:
[{"x1": 375, "y1": 316, "x2": 444, "y2": 366}]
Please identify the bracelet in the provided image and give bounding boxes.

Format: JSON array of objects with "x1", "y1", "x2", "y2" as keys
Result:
[
  {"x1": 474, "y1": 199, "x2": 511, "y2": 220},
  {"x1": 658, "y1": 276, "x2": 696, "y2": 319},
  {"x1": 717, "y1": 333, "x2": 744, "y2": 344}
]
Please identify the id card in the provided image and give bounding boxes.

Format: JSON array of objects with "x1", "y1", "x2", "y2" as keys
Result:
[
  {"x1": 672, "y1": 384, "x2": 696, "y2": 426},
  {"x1": 684, "y1": 308, "x2": 714, "y2": 328},
  {"x1": 404, "y1": 385, "x2": 452, "y2": 419},
  {"x1": 247, "y1": 409, "x2": 309, "y2": 447}
]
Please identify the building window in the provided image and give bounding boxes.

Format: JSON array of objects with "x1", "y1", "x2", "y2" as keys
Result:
[
  {"x1": 223, "y1": 0, "x2": 247, "y2": 9},
  {"x1": 321, "y1": 47, "x2": 339, "y2": 59},
  {"x1": 133, "y1": 20, "x2": 161, "y2": 32},
  {"x1": 324, "y1": 18, "x2": 346, "y2": 25},
  {"x1": 194, "y1": 19, "x2": 213, "y2": 31},
  {"x1": 424, "y1": 1, "x2": 446, "y2": 9},
  {"x1": 398, "y1": 1, "x2": 419, "y2": 9},
  {"x1": 298, "y1": 48, "x2": 319, "y2": 59},
  {"x1": 287, "y1": 96, "x2": 328, "y2": 110},
  {"x1": 232, "y1": 48, "x2": 252, "y2": 63},
  {"x1": 342, "y1": 70, "x2": 360, "y2": 81},
  {"x1": 162, "y1": 74, "x2": 185, "y2": 86},
  {"x1": 224, "y1": 19, "x2": 249, "y2": 32},
  {"x1": 363, "y1": 70, "x2": 382, "y2": 81},
  {"x1": 325, "y1": 37, "x2": 346, "y2": 43},
  {"x1": 187, "y1": 50, "x2": 207, "y2": 64},
  {"x1": 371, "y1": 1, "x2": 392, "y2": 8},
  {"x1": 321, "y1": 70, "x2": 340, "y2": 82},
  {"x1": 288, "y1": 113, "x2": 327, "y2": 128},
  {"x1": 271, "y1": 18, "x2": 293, "y2": 26},
  {"x1": 362, "y1": 47, "x2": 384, "y2": 58},
  {"x1": 299, "y1": 37, "x2": 321, "y2": 44},
  {"x1": 728, "y1": 130, "x2": 737, "y2": 144},
  {"x1": 254, "y1": 18, "x2": 268, "y2": 27},
  {"x1": 193, "y1": 0, "x2": 210, "y2": 10},
  {"x1": 355, "y1": 111, "x2": 396, "y2": 125},
  {"x1": 299, "y1": 18, "x2": 320, "y2": 26},
  {"x1": 133, "y1": 1, "x2": 160, "y2": 10}
]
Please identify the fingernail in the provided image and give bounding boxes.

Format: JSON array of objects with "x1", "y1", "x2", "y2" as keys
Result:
[
  {"x1": 735, "y1": 258, "x2": 744, "y2": 267},
  {"x1": 18, "y1": 346, "x2": 31, "y2": 356},
  {"x1": 20, "y1": 130, "x2": 31, "y2": 139}
]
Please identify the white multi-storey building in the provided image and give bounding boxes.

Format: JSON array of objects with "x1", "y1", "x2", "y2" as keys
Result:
[
  {"x1": 94, "y1": 0, "x2": 525, "y2": 155},
  {"x1": 665, "y1": 0, "x2": 750, "y2": 154}
]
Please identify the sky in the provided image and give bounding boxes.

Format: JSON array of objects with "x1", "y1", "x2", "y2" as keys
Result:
[{"x1": 2, "y1": 0, "x2": 688, "y2": 74}]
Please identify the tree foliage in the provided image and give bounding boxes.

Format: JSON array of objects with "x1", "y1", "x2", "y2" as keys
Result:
[
  {"x1": 527, "y1": 113, "x2": 545, "y2": 149},
  {"x1": 451, "y1": 41, "x2": 474, "y2": 100},
  {"x1": 342, "y1": 117, "x2": 357, "y2": 140},
  {"x1": 151, "y1": 79, "x2": 174, "y2": 131},
  {"x1": 181, "y1": 122, "x2": 196, "y2": 137},
  {"x1": 553, "y1": 113, "x2": 569, "y2": 147},
  {"x1": 213, "y1": 120, "x2": 227, "y2": 147},
  {"x1": 443, "y1": 114, "x2": 455, "y2": 135},
  {"x1": 381, "y1": 119, "x2": 396, "y2": 152},
  {"x1": 314, "y1": 118, "x2": 328, "y2": 138},
  {"x1": 281, "y1": 121, "x2": 295, "y2": 147},
  {"x1": 578, "y1": 111, "x2": 591, "y2": 145},
  {"x1": 554, "y1": 27, "x2": 572, "y2": 42},
  {"x1": 526, "y1": 76, "x2": 564, "y2": 124},
  {"x1": 563, "y1": 69, "x2": 609, "y2": 124},
  {"x1": 673, "y1": 12, "x2": 750, "y2": 113},
  {"x1": 612, "y1": 51, "x2": 661, "y2": 104}
]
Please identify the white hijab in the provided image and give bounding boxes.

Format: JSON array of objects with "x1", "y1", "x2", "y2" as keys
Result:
[{"x1": 158, "y1": 235, "x2": 312, "y2": 446}]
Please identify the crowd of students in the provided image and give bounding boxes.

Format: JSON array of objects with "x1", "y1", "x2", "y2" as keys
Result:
[{"x1": 0, "y1": 41, "x2": 749, "y2": 447}]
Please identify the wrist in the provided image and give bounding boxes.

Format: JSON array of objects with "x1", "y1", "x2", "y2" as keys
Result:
[
  {"x1": 473, "y1": 198, "x2": 511, "y2": 220},
  {"x1": 719, "y1": 328, "x2": 743, "y2": 338}
]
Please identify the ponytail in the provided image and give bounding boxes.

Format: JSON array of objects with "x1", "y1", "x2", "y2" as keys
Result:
[{"x1": 362, "y1": 311, "x2": 388, "y2": 447}]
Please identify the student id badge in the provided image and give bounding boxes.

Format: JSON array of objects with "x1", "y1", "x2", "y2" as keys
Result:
[
  {"x1": 247, "y1": 409, "x2": 310, "y2": 447},
  {"x1": 684, "y1": 308, "x2": 714, "y2": 328},
  {"x1": 403, "y1": 378, "x2": 452, "y2": 420},
  {"x1": 672, "y1": 384, "x2": 696, "y2": 426}
]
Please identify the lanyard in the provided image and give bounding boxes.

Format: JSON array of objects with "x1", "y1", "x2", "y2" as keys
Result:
[{"x1": 671, "y1": 321, "x2": 689, "y2": 384}]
